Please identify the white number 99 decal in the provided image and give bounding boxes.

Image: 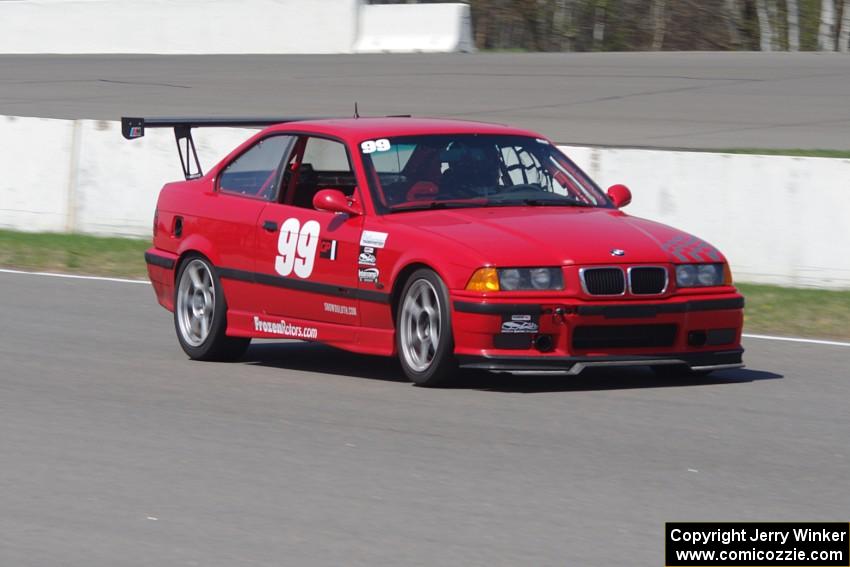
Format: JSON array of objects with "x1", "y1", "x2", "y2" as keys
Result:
[
  {"x1": 360, "y1": 138, "x2": 391, "y2": 154},
  {"x1": 275, "y1": 218, "x2": 320, "y2": 279}
]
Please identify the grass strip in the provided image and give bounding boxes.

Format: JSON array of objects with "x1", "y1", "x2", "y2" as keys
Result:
[
  {"x1": 0, "y1": 229, "x2": 149, "y2": 279},
  {"x1": 737, "y1": 283, "x2": 850, "y2": 342},
  {"x1": 1, "y1": 230, "x2": 848, "y2": 340},
  {"x1": 707, "y1": 148, "x2": 850, "y2": 159}
]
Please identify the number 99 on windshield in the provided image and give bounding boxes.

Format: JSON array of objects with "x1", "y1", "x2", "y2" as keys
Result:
[{"x1": 361, "y1": 139, "x2": 391, "y2": 154}]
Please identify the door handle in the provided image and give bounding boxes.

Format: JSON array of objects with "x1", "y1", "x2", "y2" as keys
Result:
[{"x1": 262, "y1": 220, "x2": 278, "y2": 232}]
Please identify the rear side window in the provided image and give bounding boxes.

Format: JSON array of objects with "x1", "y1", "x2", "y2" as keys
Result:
[
  {"x1": 301, "y1": 137, "x2": 351, "y2": 172},
  {"x1": 286, "y1": 137, "x2": 357, "y2": 209},
  {"x1": 219, "y1": 135, "x2": 295, "y2": 200}
]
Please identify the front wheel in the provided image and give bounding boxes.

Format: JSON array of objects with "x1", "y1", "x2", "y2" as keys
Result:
[
  {"x1": 174, "y1": 255, "x2": 250, "y2": 361},
  {"x1": 396, "y1": 269, "x2": 457, "y2": 386}
]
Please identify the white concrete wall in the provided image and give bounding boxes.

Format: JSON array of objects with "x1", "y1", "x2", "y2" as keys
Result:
[
  {"x1": 353, "y1": 3, "x2": 475, "y2": 53},
  {"x1": 0, "y1": 116, "x2": 254, "y2": 236},
  {"x1": 0, "y1": 0, "x2": 474, "y2": 54},
  {"x1": 1, "y1": 115, "x2": 848, "y2": 289},
  {"x1": 72, "y1": 120, "x2": 255, "y2": 234},
  {"x1": 0, "y1": 116, "x2": 75, "y2": 233},
  {"x1": 0, "y1": 0, "x2": 361, "y2": 54},
  {"x1": 565, "y1": 146, "x2": 850, "y2": 289}
]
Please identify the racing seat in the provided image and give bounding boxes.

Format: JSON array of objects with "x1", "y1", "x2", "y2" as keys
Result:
[{"x1": 291, "y1": 163, "x2": 319, "y2": 209}]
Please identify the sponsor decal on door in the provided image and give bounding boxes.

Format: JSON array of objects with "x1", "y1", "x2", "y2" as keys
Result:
[
  {"x1": 360, "y1": 230, "x2": 388, "y2": 249},
  {"x1": 319, "y1": 239, "x2": 337, "y2": 260},
  {"x1": 358, "y1": 267, "x2": 379, "y2": 283},
  {"x1": 358, "y1": 245, "x2": 377, "y2": 266}
]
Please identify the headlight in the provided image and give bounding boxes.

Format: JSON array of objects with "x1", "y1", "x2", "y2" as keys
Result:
[
  {"x1": 675, "y1": 265, "x2": 697, "y2": 287},
  {"x1": 676, "y1": 263, "x2": 725, "y2": 287},
  {"x1": 466, "y1": 267, "x2": 564, "y2": 291},
  {"x1": 499, "y1": 269, "x2": 522, "y2": 290},
  {"x1": 497, "y1": 268, "x2": 564, "y2": 291},
  {"x1": 498, "y1": 268, "x2": 563, "y2": 290},
  {"x1": 697, "y1": 264, "x2": 723, "y2": 286},
  {"x1": 529, "y1": 267, "x2": 552, "y2": 289}
]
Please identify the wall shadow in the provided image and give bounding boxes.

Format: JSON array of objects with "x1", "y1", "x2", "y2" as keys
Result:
[
  {"x1": 450, "y1": 366, "x2": 783, "y2": 394},
  {"x1": 242, "y1": 341, "x2": 783, "y2": 394},
  {"x1": 243, "y1": 341, "x2": 408, "y2": 383}
]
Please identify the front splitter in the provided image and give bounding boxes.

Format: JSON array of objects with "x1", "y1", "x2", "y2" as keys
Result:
[{"x1": 457, "y1": 349, "x2": 744, "y2": 375}]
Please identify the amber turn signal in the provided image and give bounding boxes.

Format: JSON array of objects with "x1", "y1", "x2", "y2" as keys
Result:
[
  {"x1": 723, "y1": 263, "x2": 733, "y2": 286},
  {"x1": 466, "y1": 267, "x2": 500, "y2": 292}
]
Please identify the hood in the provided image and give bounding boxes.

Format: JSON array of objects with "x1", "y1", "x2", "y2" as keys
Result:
[{"x1": 384, "y1": 206, "x2": 724, "y2": 266}]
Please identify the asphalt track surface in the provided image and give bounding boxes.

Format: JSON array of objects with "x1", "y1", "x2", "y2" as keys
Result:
[
  {"x1": 2, "y1": 52, "x2": 850, "y2": 149},
  {"x1": 2, "y1": 270, "x2": 849, "y2": 566}
]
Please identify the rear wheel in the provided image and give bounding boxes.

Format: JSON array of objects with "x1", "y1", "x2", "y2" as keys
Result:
[
  {"x1": 396, "y1": 269, "x2": 457, "y2": 386},
  {"x1": 174, "y1": 256, "x2": 250, "y2": 361}
]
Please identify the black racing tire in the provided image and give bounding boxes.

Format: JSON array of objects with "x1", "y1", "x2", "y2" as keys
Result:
[
  {"x1": 395, "y1": 268, "x2": 458, "y2": 387},
  {"x1": 173, "y1": 255, "x2": 250, "y2": 362}
]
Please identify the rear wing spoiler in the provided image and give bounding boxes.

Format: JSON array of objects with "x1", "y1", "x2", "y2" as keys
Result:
[{"x1": 120, "y1": 116, "x2": 321, "y2": 180}]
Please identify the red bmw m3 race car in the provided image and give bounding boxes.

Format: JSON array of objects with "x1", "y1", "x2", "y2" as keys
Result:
[{"x1": 124, "y1": 116, "x2": 744, "y2": 386}]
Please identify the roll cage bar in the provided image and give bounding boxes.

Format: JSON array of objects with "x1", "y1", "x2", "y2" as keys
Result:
[{"x1": 120, "y1": 116, "x2": 324, "y2": 180}]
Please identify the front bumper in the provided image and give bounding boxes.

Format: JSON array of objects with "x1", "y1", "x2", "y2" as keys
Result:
[{"x1": 450, "y1": 291, "x2": 745, "y2": 374}]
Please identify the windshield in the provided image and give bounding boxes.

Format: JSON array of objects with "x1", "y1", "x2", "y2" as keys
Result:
[{"x1": 359, "y1": 134, "x2": 611, "y2": 214}]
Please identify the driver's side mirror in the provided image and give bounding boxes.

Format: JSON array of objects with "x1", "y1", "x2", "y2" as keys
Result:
[
  {"x1": 607, "y1": 184, "x2": 632, "y2": 208},
  {"x1": 313, "y1": 189, "x2": 362, "y2": 216}
]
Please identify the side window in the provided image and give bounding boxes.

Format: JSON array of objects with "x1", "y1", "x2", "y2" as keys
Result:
[
  {"x1": 289, "y1": 137, "x2": 355, "y2": 209},
  {"x1": 219, "y1": 135, "x2": 294, "y2": 200}
]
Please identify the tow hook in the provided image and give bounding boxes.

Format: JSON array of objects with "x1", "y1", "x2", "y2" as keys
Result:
[
  {"x1": 550, "y1": 306, "x2": 571, "y2": 325},
  {"x1": 533, "y1": 335, "x2": 555, "y2": 352}
]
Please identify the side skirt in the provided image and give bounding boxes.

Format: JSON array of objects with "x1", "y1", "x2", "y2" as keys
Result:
[{"x1": 226, "y1": 310, "x2": 395, "y2": 357}]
